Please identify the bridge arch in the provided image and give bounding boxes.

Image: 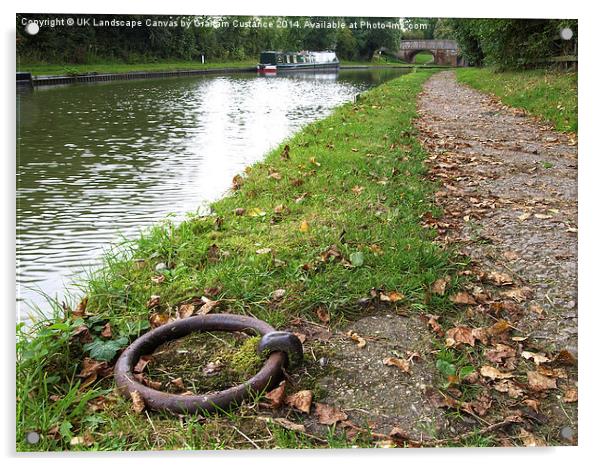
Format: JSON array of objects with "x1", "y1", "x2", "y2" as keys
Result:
[{"x1": 396, "y1": 40, "x2": 461, "y2": 67}]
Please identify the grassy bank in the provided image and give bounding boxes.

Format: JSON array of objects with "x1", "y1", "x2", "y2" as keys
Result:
[
  {"x1": 17, "y1": 60, "x2": 257, "y2": 76},
  {"x1": 17, "y1": 69, "x2": 461, "y2": 451},
  {"x1": 456, "y1": 67, "x2": 577, "y2": 133},
  {"x1": 17, "y1": 59, "x2": 423, "y2": 77}
]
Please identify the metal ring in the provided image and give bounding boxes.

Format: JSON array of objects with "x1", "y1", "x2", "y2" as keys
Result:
[{"x1": 114, "y1": 314, "x2": 287, "y2": 414}]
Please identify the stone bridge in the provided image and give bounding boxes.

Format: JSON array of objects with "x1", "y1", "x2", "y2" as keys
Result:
[{"x1": 396, "y1": 39, "x2": 461, "y2": 66}]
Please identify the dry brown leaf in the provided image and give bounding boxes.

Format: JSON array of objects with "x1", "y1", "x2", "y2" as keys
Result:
[
  {"x1": 523, "y1": 399, "x2": 540, "y2": 412},
  {"x1": 426, "y1": 314, "x2": 444, "y2": 336},
  {"x1": 485, "y1": 344, "x2": 516, "y2": 364},
  {"x1": 450, "y1": 291, "x2": 477, "y2": 305},
  {"x1": 493, "y1": 380, "x2": 524, "y2": 398},
  {"x1": 346, "y1": 331, "x2": 367, "y2": 348},
  {"x1": 487, "y1": 320, "x2": 513, "y2": 337},
  {"x1": 263, "y1": 381, "x2": 286, "y2": 409},
  {"x1": 171, "y1": 377, "x2": 186, "y2": 390},
  {"x1": 500, "y1": 287, "x2": 532, "y2": 303},
  {"x1": 527, "y1": 371, "x2": 557, "y2": 391},
  {"x1": 529, "y1": 303, "x2": 545, "y2": 315},
  {"x1": 480, "y1": 365, "x2": 514, "y2": 380},
  {"x1": 316, "y1": 307, "x2": 330, "y2": 323},
  {"x1": 503, "y1": 250, "x2": 519, "y2": 261},
  {"x1": 78, "y1": 358, "x2": 109, "y2": 379},
  {"x1": 383, "y1": 357, "x2": 411, "y2": 374},
  {"x1": 199, "y1": 297, "x2": 219, "y2": 315},
  {"x1": 351, "y1": 185, "x2": 365, "y2": 195},
  {"x1": 380, "y1": 291, "x2": 405, "y2": 302},
  {"x1": 149, "y1": 312, "x2": 171, "y2": 328},
  {"x1": 146, "y1": 295, "x2": 161, "y2": 309},
  {"x1": 519, "y1": 428, "x2": 546, "y2": 447},
  {"x1": 485, "y1": 271, "x2": 514, "y2": 286},
  {"x1": 552, "y1": 349, "x2": 577, "y2": 366},
  {"x1": 133, "y1": 355, "x2": 152, "y2": 373},
  {"x1": 445, "y1": 326, "x2": 475, "y2": 347},
  {"x1": 131, "y1": 391, "x2": 145, "y2": 414},
  {"x1": 314, "y1": 402, "x2": 348, "y2": 425},
  {"x1": 285, "y1": 390, "x2": 312, "y2": 414},
  {"x1": 432, "y1": 277, "x2": 450, "y2": 295},
  {"x1": 563, "y1": 387, "x2": 578, "y2": 403},
  {"x1": 177, "y1": 303, "x2": 195, "y2": 319},
  {"x1": 521, "y1": 351, "x2": 550, "y2": 365},
  {"x1": 73, "y1": 297, "x2": 89, "y2": 317},
  {"x1": 151, "y1": 275, "x2": 165, "y2": 285}
]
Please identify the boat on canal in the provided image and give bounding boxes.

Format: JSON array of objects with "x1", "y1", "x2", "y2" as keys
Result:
[{"x1": 257, "y1": 50, "x2": 340, "y2": 74}]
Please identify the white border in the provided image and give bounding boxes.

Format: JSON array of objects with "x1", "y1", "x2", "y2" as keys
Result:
[{"x1": 3, "y1": 1, "x2": 599, "y2": 465}]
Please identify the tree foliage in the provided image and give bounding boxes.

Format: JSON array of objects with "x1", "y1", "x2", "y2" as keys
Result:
[{"x1": 436, "y1": 18, "x2": 578, "y2": 69}]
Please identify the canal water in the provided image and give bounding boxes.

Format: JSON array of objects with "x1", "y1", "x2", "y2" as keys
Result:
[{"x1": 16, "y1": 68, "x2": 409, "y2": 320}]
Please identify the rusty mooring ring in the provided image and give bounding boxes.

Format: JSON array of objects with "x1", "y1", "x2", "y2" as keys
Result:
[{"x1": 114, "y1": 313, "x2": 301, "y2": 414}]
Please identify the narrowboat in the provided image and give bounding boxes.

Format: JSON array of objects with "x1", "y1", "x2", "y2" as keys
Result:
[{"x1": 257, "y1": 51, "x2": 340, "y2": 74}]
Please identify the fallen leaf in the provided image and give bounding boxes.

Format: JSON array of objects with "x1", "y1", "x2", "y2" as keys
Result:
[
  {"x1": 234, "y1": 207, "x2": 245, "y2": 216},
  {"x1": 519, "y1": 428, "x2": 546, "y2": 447},
  {"x1": 177, "y1": 303, "x2": 195, "y2": 319},
  {"x1": 346, "y1": 331, "x2": 367, "y2": 348},
  {"x1": 131, "y1": 391, "x2": 145, "y2": 414},
  {"x1": 527, "y1": 371, "x2": 557, "y2": 391},
  {"x1": 503, "y1": 250, "x2": 519, "y2": 261},
  {"x1": 485, "y1": 271, "x2": 514, "y2": 286},
  {"x1": 383, "y1": 357, "x2": 411, "y2": 374},
  {"x1": 146, "y1": 295, "x2": 161, "y2": 309},
  {"x1": 248, "y1": 208, "x2": 267, "y2": 217},
  {"x1": 485, "y1": 344, "x2": 517, "y2": 364},
  {"x1": 450, "y1": 291, "x2": 477, "y2": 305},
  {"x1": 445, "y1": 326, "x2": 475, "y2": 347},
  {"x1": 529, "y1": 303, "x2": 545, "y2": 315},
  {"x1": 380, "y1": 291, "x2": 405, "y2": 302},
  {"x1": 493, "y1": 380, "x2": 524, "y2": 398},
  {"x1": 199, "y1": 296, "x2": 219, "y2": 315},
  {"x1": 316, "y1": 307, "x2": 330, "y2": 323},
  {"x1": 100, "y1": 323, "x2": 112, "y2": 339},
  {"x1": 262, "y1": 381, "x2": 287, "y2": 409},
  {"x1": 552, "y1": 349, "x2": 577, "y2": 366},
  {"x1": 563, "y1": 387, "x2": 578, "y2": 403},
  {"x1": 256, "y1": 247, "x2": 272, "y2": 255},
  {"x1": 271, "y1": 289, "x2": 286, "y2": 301},
  {"x1": 500, "y1": 287, "x2": 532, "y2": 303},
  {"x1": 78, "y1": 358, "x2": 109, "y2": 379},
  {"x1": 523, "y1": 399, "x2": 540, "y2": 412},
  {"x1": 151, "y1": 275, "x2": 165, "y2": 285},
  {"x1": 149, "y1": 312, "x2": 170, "y2": 328},
  {"x1": 171, "y1": 378, "x2": 186, "y2": 390},
  {"x1": 432, "y1": 277, "x2": 450, "y2": 295},
  {"x1": 73, "y1": 297, "x2": 89, "y2": 317},
  {"x1": 521, "y1": 351, "x2": 550, "y2": 365},
  {"x1": 133, "y1": 355, "x2": 152, "y2": 373},
  {"x1": 480, "y1": 365, "x2": 514, "y2": 380},
  {"x1": 299, "y1": 220, "x2": 310, "y2": 233},
  {"x1": 425, "y1": 314, "x2": 444, "y2": 336},
  {"x1": 351, "y1": 185, "x2": 365, "y2": 195},
  {"x1": 518, "y1": 212, "x2": 532, "y2": 222},
  {"x1": 314, "y1": 402, "x2": 348, "y2": 425},
  {"x1": 285, "y1": 390, "x2": 312, "y2": 414},
  {"x1": 268, "y1": 171, "x2": 282, "y2": 180}
]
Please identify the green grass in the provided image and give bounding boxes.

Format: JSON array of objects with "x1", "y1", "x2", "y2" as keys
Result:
[
  {"x1": 413, "y1": 52, "x2": 434, "y2": 65},
  {"x1": 16, "y1": 60, "x2": 257, "y2": 76},
  {"x1": 456, "y1": 67, "x2": 577, "y2": 133},
  {"x1": 16, "y1": 70, "x2": 462, "y2": 451}
]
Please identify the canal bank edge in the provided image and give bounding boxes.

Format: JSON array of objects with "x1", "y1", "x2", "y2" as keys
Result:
[
  {"x1": 18, "y1": 69, "x2": 457, "y2": 451},
  {"x1": 17, "y1": 63, "x2": 449, "y2": 87}
]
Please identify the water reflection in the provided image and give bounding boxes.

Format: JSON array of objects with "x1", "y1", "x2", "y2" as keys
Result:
[{"x1": 16, "y1": 68, "x2": 409, "y2": 319}]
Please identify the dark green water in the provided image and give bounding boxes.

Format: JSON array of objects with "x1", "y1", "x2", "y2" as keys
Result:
[{"x1": 16, "y1": 68, "x2": 409, "y2": 319}]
